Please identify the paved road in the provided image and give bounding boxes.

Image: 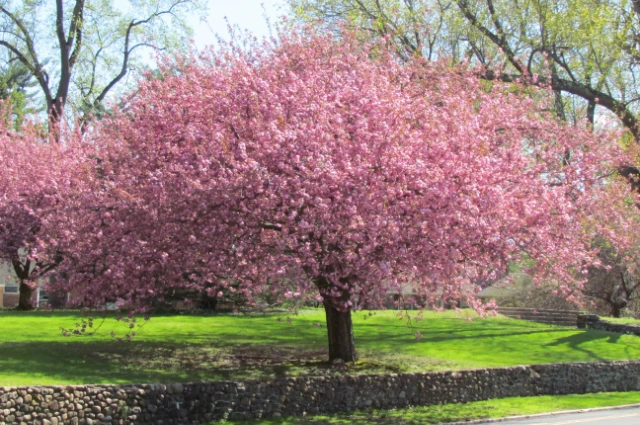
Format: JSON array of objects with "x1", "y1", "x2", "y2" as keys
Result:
[{"x1": 487, "y1": 406, "x2": 640, "y2": 425}]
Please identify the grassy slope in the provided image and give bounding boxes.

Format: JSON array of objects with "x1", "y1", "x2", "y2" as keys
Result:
[
  {"x1": 602, "y1": 316, "x2": 640, "y2": 325},
  {"x1": 1, "y1": 309, "x2": 640, "y2": 386},
  {"x1": 215, "y1": 392, "x2": 640, "y2": 424}
]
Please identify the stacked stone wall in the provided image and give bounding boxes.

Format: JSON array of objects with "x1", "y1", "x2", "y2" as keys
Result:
[
  {"x1": 498, "y1": 307, "x2": 580, "y2": 326},
  {"x1": 2, "y1": 360, "x2": 640, "y2": 425},
  {"x1": 577, "y1": 314, "x2": 640, "y2": 335}
]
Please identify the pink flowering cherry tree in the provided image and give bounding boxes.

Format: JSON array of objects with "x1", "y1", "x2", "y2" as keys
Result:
[
  {"x1": 52, "y1": 29, "x2": 637, "y2": 362},
  {"x1": 0, "y1": 121, "x2": 92, "y2": 310}
]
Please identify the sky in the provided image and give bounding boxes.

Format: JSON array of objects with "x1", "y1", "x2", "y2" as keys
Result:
[{"x1": 191, "y1": 0, "x2": 288, "y2": 48}]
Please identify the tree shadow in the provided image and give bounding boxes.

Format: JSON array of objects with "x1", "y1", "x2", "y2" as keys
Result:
[{"x1": 543, "y1": 330, "x2": 622, "y2": 361}]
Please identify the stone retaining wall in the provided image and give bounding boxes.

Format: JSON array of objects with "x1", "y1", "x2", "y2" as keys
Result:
[
  {"x1": 3, "y1": 360, "x2": 640, "y2": 425},
  {"x1": 498, "y1": 307, "x2": 580, "y2": 326},
  {"x1": 578, "y1": 314, "x2": 640, "y2": 335}
]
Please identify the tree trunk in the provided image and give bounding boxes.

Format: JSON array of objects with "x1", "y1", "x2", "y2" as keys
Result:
[
  {"x1": 611, "y1": 304, "x2": 623, "y2": 318},
  {"x1": 16, "y1": 281, "x2": 35, "y2": 311},
  {"x1": 323, "y1": 299, "x2": 357, "y2": 362}
]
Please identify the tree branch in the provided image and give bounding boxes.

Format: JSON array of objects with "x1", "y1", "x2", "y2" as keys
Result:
[
  {"x1": 456, "y1": 0, "x2": 525, "y2": 74},
  {"x1": 94, "y1": 0, "x2": 189, "y2": 105},
  {"x1": 0, "y1": 7, "x2": 52, "y2": 105},
  {"x1": 68, "y1": 0, "x2": 86, "y2": 70},
  {"x1": 481, "y1": 70, "x2": 640, "y2": 139}
]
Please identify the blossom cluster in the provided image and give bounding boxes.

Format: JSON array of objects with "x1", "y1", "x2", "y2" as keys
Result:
[{"x1": 1, "y1": 28, "x2": 638, "y2": 314}]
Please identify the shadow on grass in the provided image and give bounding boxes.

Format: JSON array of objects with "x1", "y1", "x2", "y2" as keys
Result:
[
  {"x1": 0, "y1": 309, "x2": 288, "y2": 319},
  {"x1": 543, "y1": 330, "x2": 623, "y2": 361},
  {"x1": 0, "y1": 340, "x2": 329, "y2": 385}
]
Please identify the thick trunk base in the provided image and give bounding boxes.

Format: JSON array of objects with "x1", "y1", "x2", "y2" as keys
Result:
[
  {"x1": 611, "y1": 306, "x2": 622, "y2": 318},
  {"x1": 16, "y1": 283, "x2": 35, "y2": 311},
  {"x1": 323, "y1": 300, "x2": 357, "y2": 363}
]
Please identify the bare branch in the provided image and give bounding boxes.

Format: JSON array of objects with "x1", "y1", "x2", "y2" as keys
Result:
[
  {"x1": 94, "y1": 0, "x2": 190, "y2": 105},
  {"x1": 0, "y1": 40, "x2": 52, "y2": 105},
  {"x1": 0, "y1": 7, "x2": 40, "y2": 67},
  {"x1": 456, "y1": 0, "x2": 525, "y2": 74}
]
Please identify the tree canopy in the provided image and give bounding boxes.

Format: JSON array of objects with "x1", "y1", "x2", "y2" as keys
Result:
[{"x1": 7, "y1": 28, "x2": 627, "y2": 361}]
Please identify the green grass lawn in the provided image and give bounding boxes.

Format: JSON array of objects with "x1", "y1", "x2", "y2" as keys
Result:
[
  {"x1": 2, "y1": 309, "x2": 640, "y2": 386},
  {"x1": 213, "y1": 392, "x2": 640, "y2": 424},
  {"x1": 602, "y1": 316, "x2": 640, "y2": 325}
]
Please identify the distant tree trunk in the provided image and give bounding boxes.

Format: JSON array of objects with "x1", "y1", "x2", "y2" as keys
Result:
[
  {"x1": 610, "y1": 302, "x2": 626, "y2": 318},
  {"x1": 611, "y1": 305, "x2": 621, "y2": 318},
  {"x1": 16, "y1": 281, "x2": 35, "y2": 311},
  {"x1": 12, "y1": 259, "x2": 35, "y2": 310},
  {"x1": 199, "y1": 292, "x2": 218, "y2": 310},
  {"x1": 586, "y1": 100, "x2": 596, "y2": 127},
  {"x1": 323, "y1": 299, "x2": 357, "y2": 362}
]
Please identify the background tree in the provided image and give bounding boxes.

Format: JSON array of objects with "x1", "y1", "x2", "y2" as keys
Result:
[
  {"x1": 0, "y1": 119, "x2": 91, "y2": 309},
  {"x1": 48, "y1": 28, "x2": 638, "y2": 362},
  {"x1": 0, "y1": 0, "x2": 200, "y2": 129},
  {"x1": 0, "y1": 57, "x2": 38, "y2": 127},
  {"x1": 287, "y1": 0, "x2": 640, "y2": 136},
  {"x1": 583, "y1": 241, "x2": 640, "y2": 318}
]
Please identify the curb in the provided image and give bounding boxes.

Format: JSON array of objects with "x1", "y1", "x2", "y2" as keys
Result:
[{"x1": 442, "y1": 402, "x2": 640, "y2": 424}]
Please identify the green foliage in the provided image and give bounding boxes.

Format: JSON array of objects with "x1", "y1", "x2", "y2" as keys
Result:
[
  {"x1": 0, "y1": 60, "x2": 38, "y2": 128},
  {"x1": 1, "y1": 309, "x2": 640, "y2": 386}
]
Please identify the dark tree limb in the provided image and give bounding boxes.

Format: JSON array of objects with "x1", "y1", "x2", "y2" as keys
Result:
[{"x1": 481, "y1": 70, "x2": 640, "y2": 139}]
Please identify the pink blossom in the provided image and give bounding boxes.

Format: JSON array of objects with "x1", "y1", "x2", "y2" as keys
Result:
[{"x1": 16, "y1": 26, "x2": 636, "y2": 332}]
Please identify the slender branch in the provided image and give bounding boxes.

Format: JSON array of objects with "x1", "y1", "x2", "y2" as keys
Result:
[
  {"x1": 456, "y1": 0, "x2": 525, "y2": 74},
  {"x1": 68, "y1": 0, "x2": 86, "y2": 69},
  {"x1": 94, "y1": 1, "x2": 188, "y2": 105},
  {"x1": 633, "y1": 0, "x2": 640, "y2": 19},
  {"x1": 0, "y1": 8, "x2": 52, "y2": 105},
  {"x1": 0, "y1": 7, "x2": 40, "y2": 68}
]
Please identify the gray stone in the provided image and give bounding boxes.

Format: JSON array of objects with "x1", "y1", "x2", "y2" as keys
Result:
[
  {"x1": 4, "y1": 358, "x2": 640, "y2": 424},
  {"x1": 168, "y1": 383, "x2": 184, "y2": 394}
]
